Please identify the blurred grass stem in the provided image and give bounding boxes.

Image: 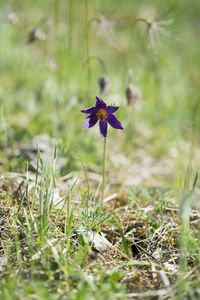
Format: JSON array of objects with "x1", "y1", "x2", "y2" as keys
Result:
[
  {"x1": 84, "y1": 0, "x2": 90, "y2": 97},
  {"x1": 68, "y1": 0, "x2": 73, "y2": 53}
]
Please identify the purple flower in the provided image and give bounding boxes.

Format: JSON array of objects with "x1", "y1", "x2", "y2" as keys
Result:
[{"x1": 81, "y1": 96, "x2": 123, "y2": 137}]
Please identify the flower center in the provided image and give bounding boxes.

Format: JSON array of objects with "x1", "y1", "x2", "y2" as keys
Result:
[{"x1": 96, "y1": 108, "x2": 108, "y2": 120}]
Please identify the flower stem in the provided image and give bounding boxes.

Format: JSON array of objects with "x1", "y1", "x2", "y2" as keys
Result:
[{"x1": 101, "y1": 137, "x2": 107, "y2": 206}]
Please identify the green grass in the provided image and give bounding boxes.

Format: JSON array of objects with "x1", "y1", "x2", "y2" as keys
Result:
[{"x1": 0, "y1": 0, "x2": 200, "y2": 299}]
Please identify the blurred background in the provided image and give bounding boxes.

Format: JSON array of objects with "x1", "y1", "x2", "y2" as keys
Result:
[{"x1": 0, "y1": 0, "x2": 199, "y2": 188}]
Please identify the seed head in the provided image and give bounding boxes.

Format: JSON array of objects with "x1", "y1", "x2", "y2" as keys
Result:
[
  {"x1": 7, "y1": 11, "x2": 19, "y2": 24},
  {"x1": 27, "y1": 27, "x2": 46, "y2": 44},
  {"x1": 147, "y1": 19, "x2": 173, "y2": 49},
  {"x1": 125, "y1": 84, "x2": 141, "y2": 105}
]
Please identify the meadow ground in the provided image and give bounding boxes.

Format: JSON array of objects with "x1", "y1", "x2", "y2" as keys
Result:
[{"x1": 0, "y1": 0, "x2": 200, "y2": 299}]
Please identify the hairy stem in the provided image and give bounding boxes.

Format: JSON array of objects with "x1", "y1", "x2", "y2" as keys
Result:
[{"x1": 101, "y1": 137, "x2": 107, "y2": 206}]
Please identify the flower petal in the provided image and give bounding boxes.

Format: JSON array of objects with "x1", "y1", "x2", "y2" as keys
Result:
[
  {"x1": 107, "y1": 106, "x2": 119, "y2": 113},
  {"x1": 107, "y1": 112, "x2": 123, "y2": 130},
  {"x1": 99, "y1": 120, "x2": 108, "y2": 137},
  {"x1": 81, "y1": 106, "x2": 98, "y2": 114},
  {"x1": 96, "y1": 96, "x2": 106, "y2": 108},
  {"x1": 83, "y1": 114, "x2": 98, "y2": 129}
]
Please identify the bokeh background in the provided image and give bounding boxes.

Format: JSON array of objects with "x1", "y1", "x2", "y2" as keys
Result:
[
  {"x1": 0, "y1": 0, "x2": 200, "y2": 180},
  {"x1": 0, "y1": 0, "x2": 199, "y2": 179}
]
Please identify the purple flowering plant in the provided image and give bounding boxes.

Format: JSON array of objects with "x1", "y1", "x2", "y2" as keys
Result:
[
  {"x1": 81, "y1": 96, "x2": 123, "y2": 206},
  {"x1": 81, "y1": 96, "x2": 123, "y2": 137}
]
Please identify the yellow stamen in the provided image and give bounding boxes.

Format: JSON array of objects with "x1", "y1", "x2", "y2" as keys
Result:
[{"x1": 96, "y1": 108, "x2": 108, "y2": 120}]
